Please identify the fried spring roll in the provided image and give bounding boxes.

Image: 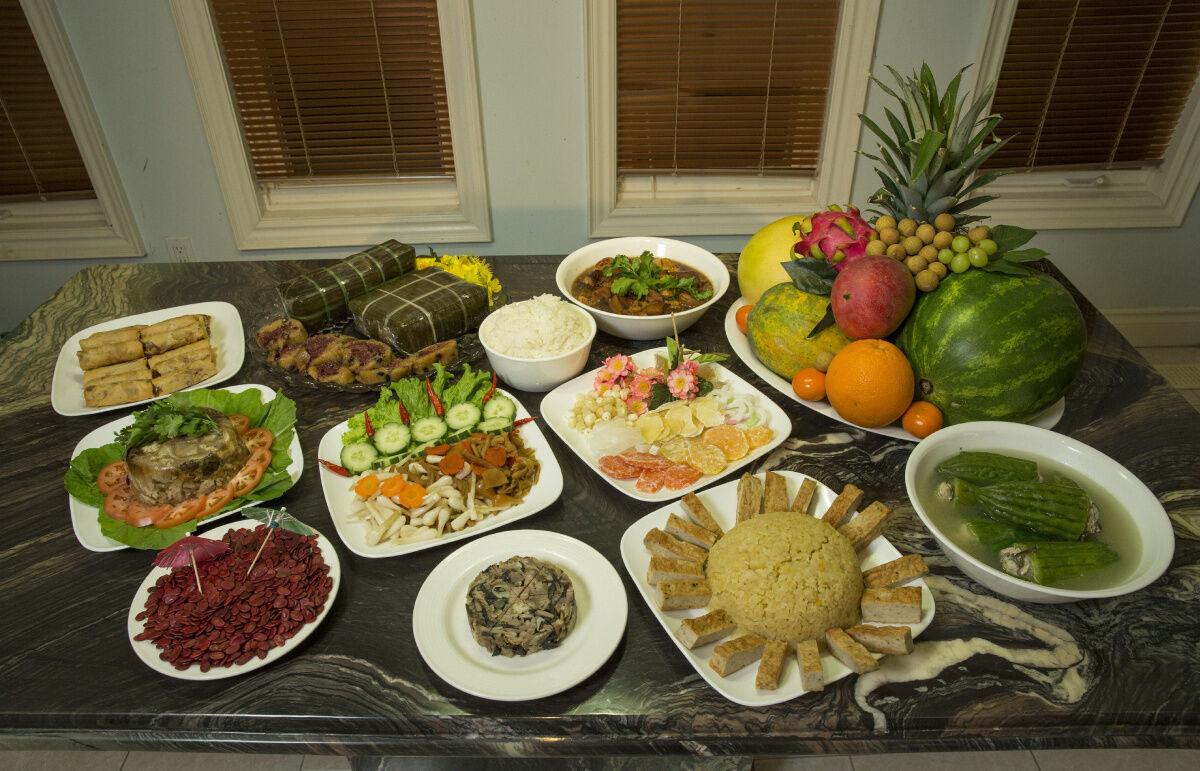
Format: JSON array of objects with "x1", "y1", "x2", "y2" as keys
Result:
[
  {"x1": 143, "y1": 314, "x2": 210, "y2": 335},
  {"x1": 84, "y1": 379, "x2": 154, "y2": 408},
  {"x1": 148, "y1": 340, "x2": 214, "y2": 375},
  {"x1": 151, "y1": 355, "x2": 216, "y2": 394},
  {"x1": 79, "y1": 324, "x2": 145, "y2": 351},
  {"x1": 140, "y1": 316, "x2": 209, "y2": 356},
  {"x1": 82, "y1": 358, "x2": 151, "y2": 386},
  {"x1": 77, "y1": 340, "x2": 144, "y2": 370}
]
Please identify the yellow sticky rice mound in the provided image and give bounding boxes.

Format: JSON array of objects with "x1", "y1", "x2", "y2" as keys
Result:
[{"x1": 706, "y1": 511, "x2": 862, "y2": 643}]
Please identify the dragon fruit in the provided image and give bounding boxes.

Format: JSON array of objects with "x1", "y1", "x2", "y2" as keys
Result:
[{"x1": 794, "y1": 205, "x2": 873, "y2": 272}]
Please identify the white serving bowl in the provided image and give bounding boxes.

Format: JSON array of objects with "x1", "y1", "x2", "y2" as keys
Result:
[
  {"x1": 905, "y1": 421, "x2": 1174, "y2": 604},
  {"x1": 478, "y1": 303, "x2": 596, "y2": 392},
  {"x1": 555, "y1": 237, "x2": 730, "y2": 340}
]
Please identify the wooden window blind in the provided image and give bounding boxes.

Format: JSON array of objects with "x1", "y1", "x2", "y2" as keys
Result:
[
  {"x1": 0, "y1": 0, "x2": 94, "y2": 202},
  {"x1": 616, "y1": 0, "x2": 841, "y2": 175},
  {"x1": 210, "y1": 0, "x2": 454, "y2": 182},
  {"x1": 988, "y1": 0, "x2": 1200, "y2": 171}
]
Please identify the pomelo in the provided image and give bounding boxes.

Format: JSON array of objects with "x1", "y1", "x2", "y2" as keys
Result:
[{"x1": 737, "y1": 214, "x2": 807, "y2": 304}]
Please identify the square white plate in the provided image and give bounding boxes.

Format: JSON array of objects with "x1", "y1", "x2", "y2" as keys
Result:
[
  {"x1": 51, "y1": 301, "x2": 246, "y2": 416},
  {"x1": 619, "y1": 470, "x2": 936, "y2": 707},
  {"x1": 319, "y1": 389, "x2": 564, "y2": 558},
  {"x1": 540, "y1": 347, "x2": 791, "y2": 502},
  {"x1": 67, "y1": 384, "x2": 304, "y2": 552}
]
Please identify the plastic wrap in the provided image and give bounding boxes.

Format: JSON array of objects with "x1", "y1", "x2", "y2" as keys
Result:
[
  {"x1": 275, "y1": 240, "x2": 416, "y2": 327},
  {"x1": 349, "y1": 267, "x2": 490, "y2": 355}
]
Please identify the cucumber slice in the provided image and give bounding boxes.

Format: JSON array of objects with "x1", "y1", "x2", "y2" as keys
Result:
[
  {"x1": 476, "y1": 416, "x2": 513, "y2": 433},
  {"x1": 445, "y1": 403, "x2": 482, "y2": 432},
  {"x1": 482, "y1": 394, "x2": 516, "y2": 421},
  {"x1": 411, "y1": 416, "x2": 448, "y2": 443},
  {"x1": 371, "y1": 422, "x2": 410, "y2": 455},
  {"x1": 340, "y1": 442, "x2": 379, "y2": 474}
]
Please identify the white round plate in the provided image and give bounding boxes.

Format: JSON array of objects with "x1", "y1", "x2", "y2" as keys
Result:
[
  {"x1": 51, "y1": 301, "x2": 245, "y2": 416},
  {"x1": 126, "y1": 518, "x2": 340, "y2": 680},
  {"x1": 724, "y1": 298, "x2": 1065, "y2": 441},
  {"x1": 66, "y1": 384, "x2": 304, "y2": 552},
  {"x1": 413, "y1": 529, "x2": 627, "y2": 701}
]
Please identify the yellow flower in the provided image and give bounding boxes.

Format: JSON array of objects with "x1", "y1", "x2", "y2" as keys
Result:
[{"x1": 416, "y1": 253, "x2": 504, "y2": 307}]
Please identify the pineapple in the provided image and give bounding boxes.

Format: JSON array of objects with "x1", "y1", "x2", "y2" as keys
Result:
[{"x1": 860, "y1": 64, "x2": 1009, "y2": 227}]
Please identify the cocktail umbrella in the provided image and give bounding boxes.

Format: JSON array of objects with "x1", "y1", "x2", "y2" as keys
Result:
[
  {"x1": 154, "y1": 535, "x2": 229, "y2": 595},
  {"x1": 241, "y1": 507, "x2": 316, "y2": 578}
]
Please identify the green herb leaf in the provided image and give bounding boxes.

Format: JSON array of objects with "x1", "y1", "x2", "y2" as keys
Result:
[
  {"x1": 665, "y1": 335, "x2": 680, "y2": 370},
  {"x1": 1000, "y1": 247, "x2": 1048, "y2": 263},
  {"x1": 989, "y1": 224, "x2": 1037, "y2": 253},
  {"x1": 648, "y1": 382, "x2": 674, "y2": 411},
  {"x1": 979, "y1": 260, "x2": 1032, "y2": 276},
  {"x1": 806, "y1": 305, "x2": 838, "y2": 339},
  {"x1": 782, "y1": 258, "x2": 837, "y2": 297},
  {"x1": 115, "y1": 401, "x2": 219, "y2": 450}
]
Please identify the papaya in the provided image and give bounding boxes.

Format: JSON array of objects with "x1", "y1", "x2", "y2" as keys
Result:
[{"x1": 746, "y1": 283, "x2": 851, "y2": 380}]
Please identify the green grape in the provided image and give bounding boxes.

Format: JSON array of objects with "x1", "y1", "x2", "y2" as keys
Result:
[
  {"x1": 951, "y1": 235, "x2": 971, "y2": 254},
  {"x1": 968, "y1": 247, "x2": 989, "y2": 268},
  {"x1": 979, "y1": 238, "x2": 998, "y2": 256},
  {"x1": 937, "y1": 248, "x2": 954, "y2": 264},
  {"x1": 950, "y1": 253, "x2": 971, "y2": 273}
]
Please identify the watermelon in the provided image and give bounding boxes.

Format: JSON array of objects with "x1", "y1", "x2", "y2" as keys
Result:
[{"x1": 897, "y1": 269, "x2": 1086, "y2": 425}]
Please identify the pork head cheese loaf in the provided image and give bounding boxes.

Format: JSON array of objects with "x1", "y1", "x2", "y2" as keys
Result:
[{"x1": 126, "y1": 408, "x2": 249, "y2": 505}]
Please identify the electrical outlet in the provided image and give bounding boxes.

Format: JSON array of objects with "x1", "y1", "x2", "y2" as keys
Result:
[{"x1": 165, "y1": 236, "x2": 193, "y2": 263}]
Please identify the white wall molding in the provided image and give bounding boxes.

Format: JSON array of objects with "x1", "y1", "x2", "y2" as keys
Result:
[
  {"x1": 974, "y1": 0, "x2": 1200, "y2": 230},
  {"x1": 170, "y1": 0, "x2": 491, "y2": 250},
  {"x1": 585, "y1": 0, "x2": 881, "y2": 237},
  {"x1": 0, "y1": 0, "x2": 144, "y2": 261},
  {"x1": 1103, "y1": 307, "x2": 1200, "y2": 349}
]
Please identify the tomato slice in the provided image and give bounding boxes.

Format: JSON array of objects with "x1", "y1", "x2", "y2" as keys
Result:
[
  {"x1": 228, "y1": 414, "x2": 251, "y2": 435},
  {"x1": 155, "y1": 497, "x2": 205, "y2": 529},
  {"x1": 229, "y1": 462, "x2": 265, "y2": 498},
  {"x1": 104, "y1": 488, "x2": 134, "y2": 521},
  {"x1": 200, "y1": 486, "x2": 235, "y2": 518},
  {"x1": 96, "y1": 461, "x2": 129, "y2": 494},
  {"x1": 243, "y1": 428, "x2": 274, "y2": 452},
  {"x1": 126, "y1": 500, "x2": 171, "y2": 528},
  {"x1": 247, "y1": 447, "x2": 272, "y2": 471}
]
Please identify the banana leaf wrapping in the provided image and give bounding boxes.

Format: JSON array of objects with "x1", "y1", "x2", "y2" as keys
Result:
[
  {"x1": 349, "y1": 267, "x2": 489, "y2": 355},
  {"x1": 275, "y1": 240, "x2": 416, "y2": 327}
]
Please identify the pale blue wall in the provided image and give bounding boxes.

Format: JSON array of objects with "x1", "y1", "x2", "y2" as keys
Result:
[{"x1": 3, "y1": 0, "x2": 1197, "y2": 331}]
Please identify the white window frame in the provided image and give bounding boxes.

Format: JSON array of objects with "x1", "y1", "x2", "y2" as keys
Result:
[
  {"x1": 585, "y1": 0, "x2": 880, "y2": 237},
  {"x1": 171, "y1": 0, "x2": 491, "y2": 250},
  {"x1": 0, "y1": 0, "x2": 144, "y2": 261},
  {"x1": 974, "y1": 0, "x2": 1200, "y2": 229}
]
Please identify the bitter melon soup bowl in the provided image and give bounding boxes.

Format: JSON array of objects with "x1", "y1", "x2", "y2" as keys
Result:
[
  {"x1": 556, "y1": 237, "x2": 729, "y2": 340},
  {"x1": 905, "y1": 422, "x2": 1174, "y2": 604}
]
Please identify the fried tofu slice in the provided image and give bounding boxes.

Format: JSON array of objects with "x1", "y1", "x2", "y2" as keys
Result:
[
  {"x1": 755, "y1": 639, "x2": 789, "y2": 690},
  {"x1": 675, "y1": 609, "x2": 736, "y2": 649},
  {"x1": 845, "y1": 624, "x2": 914, "y2": 656},
  {"x1": 791, "y1": 478, "x2": 818, "y2": 515},
  {"x1": 820, "y1": 483, "x2": 863, "y2": 527},
  {"x1": 680, "y1": 492, "x2": 723, "y2": 536},
  {"x1": 762, "y1": 472, "x2": 790, "y2": 513},
  {"x1": 735, "y1": 473, "x2": 763, "y2": 522},
  {"x1": 860, "y1": 586, "x2": 923, "y2": 624},
  {"x1": 643, "y1": 528, "x2": 708, "y2": 564},
  {"x1": 709, "y1": 634, "x2": 767, "y2": 677},
  {"x1": 825, "y1": 628, "x2": 879, "y2": 674},
  {"x1": 838, "y1": 500, "x2": 894, "y2": 550},
  {"x1": 796, "y1": 639, "x2": 824, "y2": 691},
  {"x1": 665, "y1": 513, "x2": 719, "y2": 549},
  {"x1": 862, "y1": 554, "x2": 929, "y2": 589}
]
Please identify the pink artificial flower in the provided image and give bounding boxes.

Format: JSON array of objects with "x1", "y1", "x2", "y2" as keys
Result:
[
  {"x1": 628, "y1": 374, "x2": 655, "y2": 400},
  {"x1": 677, "y1": 359, "x2": 700, "y2": 378},
  {"x1": 667, "y1": 367, "x2": 698, "y2": 400},
  {"x1": 602, "y1": 354, "x2": 635, "y2": 380},
  {"x1": 625, "y1": 397, "x2": 648, "y2": 415},
  {"x1": 638, "y1": 366, "x2": 666, "y2": 383},
  {"x1": 593, "y1": 369, "x2": 615, "y2": 394}
]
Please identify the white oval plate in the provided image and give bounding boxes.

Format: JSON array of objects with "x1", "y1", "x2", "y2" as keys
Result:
[
  {"x1": 51, "y1": 301, "x2": 246, "y2": 417},
  {"x1": 620, "y1": 470, "x2": 935, "y2": 707},
  {"x1": 319, "y1": 389, "x2": 564, "y2": 558},
  {"x1": 67, "y1": 384, "x2": 304, "y2": 552},
  {"x1": 126, "y1": 518, "x2": 339, "y2": 680},
  {"x1": 540, "y1": 347, "x2": 791, "y2": 502},
  {"x1": 723, "y1": 298, "x2": 1065, "y2": 442},
  {"x1": 413, "y1": 529, "x2": 627, "y2": 701}
]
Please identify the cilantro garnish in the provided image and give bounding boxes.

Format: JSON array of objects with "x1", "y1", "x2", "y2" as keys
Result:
[{"x1": 602, "y1": 251, "x2": 714, "y2": 301}]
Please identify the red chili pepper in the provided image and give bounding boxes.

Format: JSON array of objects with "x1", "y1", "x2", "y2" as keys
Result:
[
  {"x1": 318, "y1": 459, "x2": 350, "y2": 477},
  {"x1": 512, "y1": 416, "x2": 538, "y2": 429},
  {"x1": 482, "y1": 371, "x2": 497, "y2": 404},
  {"x1": 364, "y1": 412, "x2": 375, "y2": 438},
  {"x1": 425, "y1": 377, "x2": 444, "y2": 417},
  {"x1": 397, "y1": 400, "x2": 410, "y2": 424}
]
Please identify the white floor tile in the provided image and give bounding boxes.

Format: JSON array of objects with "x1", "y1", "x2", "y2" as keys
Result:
[
  {"x1": 1033, "y1": 748, "x2": 1200, "y2": 771},
  {"x1": 122, "y1": 752, "x2": 302, "y2": 771},
  {"x1": 850, "y1": 750, "x2": 1038, "y2": 771},
  {"x1": 0, "y1": 750, "x2": 126, "y2": 771}
]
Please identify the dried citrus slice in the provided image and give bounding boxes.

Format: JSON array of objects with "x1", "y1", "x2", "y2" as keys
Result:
[
  {"x1": 636, "y1": 469, "x2": 666, "y2": 493},
  {"x1": 743, "y1": 424, "x2": 775, "y2": 449},
  {"x1": 687, "y1": 441, "x2": 727, "y2": 475},
  {"x1": 659, "y1": 436, "x2": 692, "y2": 464},
  {"x1": 637, "y1": 413, "x2": 666, "y2": 443},
  {"x1": 663, "y1": 464, "x2": 702, "y2": 490},
  {"x1": 702, "y1": 424, "x2": 750, "y2": 461}
]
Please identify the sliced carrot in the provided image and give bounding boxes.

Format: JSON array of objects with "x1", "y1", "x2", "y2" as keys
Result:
[
  {"x1": 483, "y1": 446, "x2": 508, "y2": 467},
  {"x1": 353, "y1": 474, "x2": 381, "y2": 498},
  {"x1": 470, "y1": 463, "x2": 487, "y2": 476},
  {"x1": 428, "y1": 444, "x2": 451, "y2": 456},
  {"x1": 380, "y1": 476, "x2": 407, "y2": 498},
  {"x1": 397, "y1": 482, "x2": 426, "y2": 508},
  {"x1": 439, "y1": 452, "x2": 465, "y2": 476}
]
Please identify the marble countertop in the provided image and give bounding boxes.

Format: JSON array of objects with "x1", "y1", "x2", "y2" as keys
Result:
[{"x1": 0, "y1": 256, "x2": 1197, "y2": 757}]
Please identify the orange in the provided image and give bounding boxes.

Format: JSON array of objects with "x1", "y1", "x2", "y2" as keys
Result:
[
  {"x1": 791, "y1": 367, "x2": 826, "y2": 401},
  {"x1": 735, "y1": 304, "x2": 753, "y2": 334},
  {"x1": 824, "y1": 339, "x2": 915, "y2": 428},
  {"x1": 902, "y1": 401, "x2": 944, "y2": 439}
]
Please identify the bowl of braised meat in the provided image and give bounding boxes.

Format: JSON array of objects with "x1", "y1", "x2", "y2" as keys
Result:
[{"x1": 556, "y1": 237, "x2": 729, "y2": 340}]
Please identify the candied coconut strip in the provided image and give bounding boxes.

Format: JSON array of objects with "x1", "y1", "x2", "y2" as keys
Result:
[
  {"x1": 709, "y1": 634, "x2": 767, "y2": 677},
  {"x1": 791, "y1": 478, "x2": 818, "y2": 515},
  {"x1": 675, "y1": 609, "x2": 736, "y2": 649},
  {"x1": 862, "y1": 554, "x2": 929, "y2": 589},
  {"x1": 838, "y1": 500, "x2": 894, "y2": 551},
  {"x1": 756, "y1": 639, "x2": 789, "y2": 690},
  {"x1": 680, "y1": 492, "x2": 723, "y2": 536},
  {"x1": 821, "y1": 483, "x2": 863, "y2": 527},
  {"x1": 796, "y1": 639, "x2": 824, "y2": 692},
  {"x1": 826, "y1": 628, "x2": 879, "y2": 674}
]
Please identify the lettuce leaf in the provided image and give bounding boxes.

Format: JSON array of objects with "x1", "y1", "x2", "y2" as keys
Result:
[{"x1": 65, "y1": 388, "x2": 298, "y2": 551}]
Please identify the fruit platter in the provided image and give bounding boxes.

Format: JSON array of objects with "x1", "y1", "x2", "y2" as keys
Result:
[
  {"x1": 541, "y1": 338, "x2": 790, "y2": 502},
  {"x1": 732, "y1": 66, "x2": 1086, "y2": 442}
]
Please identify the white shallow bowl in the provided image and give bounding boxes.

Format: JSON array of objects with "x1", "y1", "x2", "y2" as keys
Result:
[
  {"x1": 413, "y1": 529, "x2": 627, "y2": 701},
  {"x1": 478, "y1": 303, "x2": 596, "y2": 392},
  {"x1": 127, "y1": 518, "x2": 339, "y2": 680},
  {"x1": 906, "y1": 421, "x2": 1175, "y2": 603},
  {"x1": 555, "y1": 237, "x2": 729, "y2": 340}
]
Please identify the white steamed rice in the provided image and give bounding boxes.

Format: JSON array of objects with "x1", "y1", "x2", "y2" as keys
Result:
[{"x1": 481, "y1": 294, "x2": 592, "y2": 359}]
